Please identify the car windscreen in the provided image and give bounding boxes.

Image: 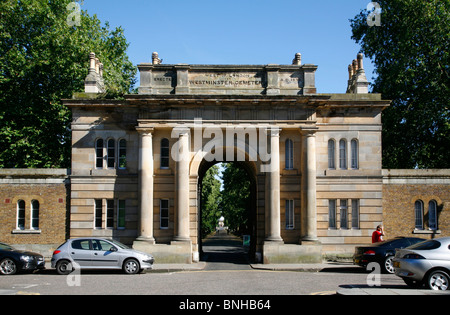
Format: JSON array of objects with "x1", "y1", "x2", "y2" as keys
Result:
[
  {"x1": 110, "y1": 239, "x2": 130, "y2": 249},
  {"x1": 408, "y1": 240, "x2": 441, "y2": 250}
]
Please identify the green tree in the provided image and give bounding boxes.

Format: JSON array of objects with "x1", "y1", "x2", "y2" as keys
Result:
[
  {"x1": 350, "y1": 0, "x2": 450, "y2": 168},
  {"x1": 200, "y1": 164, "x2": 222, "y2": 238},
  {"x1": 220, "y1": 163, "x2": 251, "y2": 235},
  {"x1": 0, "y1": 0, "x2": 137, "y2": 168}
]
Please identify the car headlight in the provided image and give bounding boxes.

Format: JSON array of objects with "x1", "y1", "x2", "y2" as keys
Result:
[{"x1": 20, "y1": 255, "x2": 34, "y2": 262}]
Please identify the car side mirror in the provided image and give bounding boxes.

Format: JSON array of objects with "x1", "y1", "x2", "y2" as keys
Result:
[{"x1": 110, "y1": 247, "x2": 118, "y2": 252}]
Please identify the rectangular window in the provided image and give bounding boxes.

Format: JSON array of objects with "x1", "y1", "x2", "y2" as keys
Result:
[
  {"x1": 285, "y1": 200, "x2": 294, "y2": 230},
  {"x1": 328, "y1": 199, "x2": 336, "y2": 229},
  {"x1": 351, "y1": 199, "x2": 360, "y2": 229},
  {"x1": 340, "y1": 199, "x2": 348, "y2": 229},
  {"x1": 285, "y1": 139, "x2": 294, "y2": 170},
  {"x1": 95, "y1": 199, "x2": 103, "y2": 229},
  {"x1": 118, "y1": 200, "x2": 126, "y2": 229},
  {"x1": 160, "y1": 199, "x2": 169, "y2": 229},
  {"x1": 106, "y1": 200, "x2": 114, "y2": 229}
]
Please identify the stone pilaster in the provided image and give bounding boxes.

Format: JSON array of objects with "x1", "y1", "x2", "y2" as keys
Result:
[
  {"x1": 301, "y1": 127, "x2": 319, "y2": 244},
  {"x1": 266, "y1": 127, "x2": 283, "y2": 243},
  {"x1": 173, "y1": 128, "x2": 191, "y2": 242},
  {"x1": 136, "y1": 127, "x2": 155, "y2": 243}
]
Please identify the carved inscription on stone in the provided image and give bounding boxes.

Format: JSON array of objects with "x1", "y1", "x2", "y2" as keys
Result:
[{"x1": 188, "y1": 72, "x2": 265, "y2": 88}]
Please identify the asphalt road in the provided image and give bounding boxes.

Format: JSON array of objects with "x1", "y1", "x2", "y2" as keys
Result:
[{"x1": 0, "y1": 233, "x2": 407, "y2": 296}]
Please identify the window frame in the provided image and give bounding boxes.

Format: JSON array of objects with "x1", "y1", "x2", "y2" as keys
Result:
[
  {"x1": 17, "y1": 200, "x2": 26, "y2": 230},
  {"x1": 328, "y1": 199, "x2": 337, "y2": 229},
  {"x1": 94, "y1": 199, "x2": 103, "y2": 229},
  {"x1": 160, "y1": 199, "x2": 169, "y2": 229},
  {"x1": 328, "y1": 139, "x2": 336, "y2": 169},
  {"x1": 428, "y1": 200, "x2": 438, "y2": 231},
  {"x1": 107, "y1": 139, "x2": 116, "y2": 169},
  {"x1": 31, "y1": 200, "x2": 40, "y2": 230},
  {"x1": 117, "y1": 199, "x2": 126, "y2": 229},
  {"x1": 285, "y1": 139, "x2": 294, "y2": 170},
  {"x1": 118, "y1": 139, "x2": 127, "y2": 169},
  {"x1": 161, "y1": 138, "x2": 170, "y2": 169},
  {"x1": 339, "y1": 139, "x2": 347, "y2": 169},
  {"x1": 95, "y1": 138, "x2": 104, "y2": 169},
  {"x1": 351, "y1": 139, "x2": 359, "y2": 170},
  {"x1": 285, "y1": 199, "x2": 294, "y2": 230},
  {"x1": 415, "y1": 200, "x2": 424, "y2": 230}
]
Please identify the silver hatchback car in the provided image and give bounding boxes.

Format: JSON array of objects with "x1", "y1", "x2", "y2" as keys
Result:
[
  {"x1": 394, "y1": 237, "x2": 450, "y2": 290},
  {"x1": 51, "y1": 238, "x2": 154, "y2": 275}
]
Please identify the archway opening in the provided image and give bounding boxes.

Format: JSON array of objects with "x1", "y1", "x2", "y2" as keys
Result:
[{"x1": 198, "y1": 160, "x2": 257, "y2": 266}]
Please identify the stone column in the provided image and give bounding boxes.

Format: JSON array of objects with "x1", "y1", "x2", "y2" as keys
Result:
[
  {"x1": 266, "y1": 127, "x2": 283, "y2": 243},
  {"x1": 173, "y1": 128, "x2": 191, "y2": 242},
  {"x1": 301, "y1": 128, "x2": 319, "y2": 243},
  {"x1": 136, "y1": 127, "x2": 155, "y2": 243}
]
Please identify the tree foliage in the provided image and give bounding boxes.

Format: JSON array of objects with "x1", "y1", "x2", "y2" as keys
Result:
[
  {"x1": 220, "y1": 163, "x2": 252, "y2": 236},
  {"x1": 350, "y1": 0, "x2": 450, "y2": 168},
  {"x1": 0, "y1": 0, "x2": 137, "y2": 168},
  {"x1": 200, "y1": 164, "x2": 222, "y2": 238}
]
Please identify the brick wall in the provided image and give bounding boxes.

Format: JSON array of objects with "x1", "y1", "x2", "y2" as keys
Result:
[
  {"x1": 0, "y1": 169, "x2": 69, "y2": 249},
  {"x1": 382, "y1": 170, "x2": 450, "y2": 240}
]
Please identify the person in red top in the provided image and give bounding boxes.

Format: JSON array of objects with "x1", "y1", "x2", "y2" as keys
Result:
[{"x1": 372, "y1": 225, "x2": 385, "y2": 243}]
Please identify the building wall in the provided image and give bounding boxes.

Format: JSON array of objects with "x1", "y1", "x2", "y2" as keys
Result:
[
  {"x1": 0, "y1": 169, "x2": 69, "y2": 256},
  {"x1": 383, "y1": 169, "x2": 450, "y2": 240}
]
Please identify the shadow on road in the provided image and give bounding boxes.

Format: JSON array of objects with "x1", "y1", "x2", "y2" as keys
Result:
[{"x1": 201, "y1": 231, "x2": 251, "y2": 270}]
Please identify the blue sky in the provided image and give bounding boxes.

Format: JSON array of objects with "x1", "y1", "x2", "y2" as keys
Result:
[{"x1": 80, "y1": 0, "x2": 375, "y2": 93}]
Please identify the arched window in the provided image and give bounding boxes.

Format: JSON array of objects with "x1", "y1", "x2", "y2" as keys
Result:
[
  {"x1": 351, "y1": 139, "x2": 359, "y2": 169},
  {"x1": 161, "y1": 138, "x2": 170, "y2": 168},
  {"x1": 31, "y1": 200, "x2": 39, "y2": 230},
  {"x1": 328, "y1": 139, "x2": 335, "y2": 169},
  {"x1": 107, "y1": 139, "x2": 115, "y2": 168},
  {"x1": 285, "y1": 139, "x2": 294, "y2": 170},
  {"x1": 339, "y1": 139, "x2": 347, "y2": 169},
  {"x1": 95, "y1": 139, "x2": 104, "y2": 168},
  {"x1": 118, "y1": 139, "x2": 127, "y2": 169},
  {"x1": 428, "y1": 200, "x2": 438, "y2": 230},
  {"x1": 17, "y1": 200, "x2": 25, "y2": 230},
  {"x1": 415, "y1": 200, "x2": 424, "y2": 230}
]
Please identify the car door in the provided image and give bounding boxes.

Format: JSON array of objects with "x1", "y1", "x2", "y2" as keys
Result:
[
  {"x1": 69, "y1": 239, "x2": 93, "y2": 268},
  {"x1": 91, "y1": 239, "x2": 121, "y2": 268}
]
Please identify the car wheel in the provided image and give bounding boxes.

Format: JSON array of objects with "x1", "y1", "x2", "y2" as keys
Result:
[
  {"x1": 427, "y1": 270, "x2": 450, "y2": 291},
  {"x1": 123, "y1": 258, "x2": 140, "y2": 274},
  {"x1": 0, "y1": 258, "x2": 17, "y2": 275},
  {"x1": 383, "y1": 256, "x2": 395, "y2": 274},
  {"x1": 56, "y1": 260, "x2": 73, "y2": 275}
]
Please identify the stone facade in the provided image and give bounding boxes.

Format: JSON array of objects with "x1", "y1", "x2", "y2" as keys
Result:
[
  {"x1": 61, "y1": 53, "x2": 391, "y2": 263},
  {"x1": 0, "y1": 169, "x2": 69, "y2": 257}
]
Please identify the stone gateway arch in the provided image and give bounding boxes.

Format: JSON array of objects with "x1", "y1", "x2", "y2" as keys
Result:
[{"x1": 65, "y1": 52, "x2": 390, "y2": 263}]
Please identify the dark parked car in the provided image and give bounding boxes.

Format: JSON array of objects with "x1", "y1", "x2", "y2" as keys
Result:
[
  {"x1": 0, "y1": 242, "x2": 45, "y2": 275},
  {"x1": 353, "y1": 237, "x2": 425, "y2": 274}
]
